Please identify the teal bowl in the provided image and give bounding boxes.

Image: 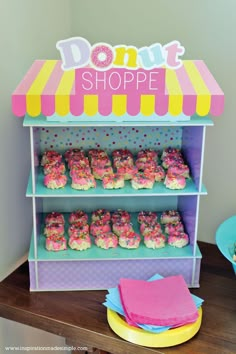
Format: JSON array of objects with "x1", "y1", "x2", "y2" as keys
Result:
[{"x1": 216, "y1": 216, "x2": 236, "y2": 275}]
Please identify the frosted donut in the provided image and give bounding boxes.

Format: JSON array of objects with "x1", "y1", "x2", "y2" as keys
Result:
[
  {"x1": 102, "y1": 173, "x2": 125, "y2": 189},
  {"x1": 88, "y1": 149, "x2": 107, "y2": 159},
  {"x1": 71, "y1": 172, "x2": 96, "y2": 190},
  {"x1": 135, "y1": 159, "x2": 157, "y2": 171},
  {"x1": 41, "y1": 150, "x2": 62, "y2": 166},
  {"x1": 112, "y1": 149, "x2": 133, "y2": 158},
  {"x1": 113, "y1": 155, "x2": 134, "y2": 169},
  {"x1": 168, "y1": 232, "x2": 189, "y2": 248},
  {"x1": 137, "y1": 149, "x2": 158, "y2": 162},
  {"x1": 91, "y1": 209, "x2": 111, "y2": 223},
  {"x1": 119, "y1": 231, "x2": 141, "y2": 249},
  {"x1": 69, "y1": 210, "x2": 88, "y2": 225},
  {"x1": 91, "y1": 43, "x2": 114, "y2": 69},
  {"x1": 92, "y1": 166, "x2": 113, "y2": 180},
  {"x1": 95, "y1": 232, "x2": 118, "y2": 249},
  {"x1": 165, "y1": 221, "x2": 184, "y2": 235},
  {"x1": 168, "y1": 163, "x2": 190, "y2": 179},
  {"x1": 144, "y1": 165, "x2": 165, "y2": 182},
  {"x1": 68, "y1": 233, "x2": 91, "y2": 251},
  {"x1": 140, "y1": 222, "x2": 162, "y2": 237},
  {"x1": 90, "y1": 156, "x2": 111, "y2": 168},
  {"x1": 45, "y1": 212, "x2": 65, "y2": 225},
  {"x1": 131, "y1": 172, "x2": 155, "y2": 190},
  {"x1": 68, "y1": 223, "x2": 89, "y2": 238},
  {"x1": 44, "y1": 223, "x2": 64, "y2": 237},
  {"x1": 44, "y1": 173, "x2": 67, "y2": 189},
  {"x1": 45, "y1": 235, "x2": 67, "y2": 251},
  {"x1": 164, "y1": 173, "x2": 186, "y2": 190},
  {"x1": 70, "y1": 164, "x2": 91, "y2": 177},
  {"x1": 111, "y1": 210, "x2": 131, "y2": 224},
  {"x1": 162, "y1": 156, "x2": 184, "y2": 169},
  {"x1": 68, "y1": 156, "x2": 90, "y2": 169},
  {"x1": 144, "y1": 233, "x2": 166, "y2": 249},
  {"x1": 90, "y1": 220, "x2": 111, "y2": 237},
  {"x1": 44, "y1": 161, "x2": 66, "y2": 175},
  {"x1": 116, "y1": 166, "x2": 138, "y2": 180},
  {"x1": 64, "y1": 148, "x2": 85, "y2": 162},
  {"x1": 161, "y1": 147, "x2": 181, "y2": 160},
  {"x1": 137, "y1": 211, "x2": 158, "y2": 224},
  {"x1": 160, "y1": 210, "x2": 181, "y2": 224},
  {"x1": 112, "y1": 222, "x2": 133, "y2": 237}
]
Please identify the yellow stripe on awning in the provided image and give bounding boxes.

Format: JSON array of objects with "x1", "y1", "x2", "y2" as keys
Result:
[
  {"x1": 166, "y1": 68, "x2": 183, "y2": 116},
  {"x1": 112, "y1": 95, "x2": 127, "y2": 116},
  {"x1": 84, "y1": 95, "x2": 98, "y2": 116},
  {"x1": 55, "y1": 70, "x2": 75, "y2": 116},
  {"x1": 140, "y1": 95, "x2": 155, "y2": 116},
  {"x1": 26, "y1": 60, "x2": 57, "y2": 117},
  {"x1": 183, "y1": 61, "x2": 211, "y2": 116}
]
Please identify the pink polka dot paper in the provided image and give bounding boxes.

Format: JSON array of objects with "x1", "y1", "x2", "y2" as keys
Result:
[{"x1": 37, "y1": 126, "x2": 182, "y2": 153}]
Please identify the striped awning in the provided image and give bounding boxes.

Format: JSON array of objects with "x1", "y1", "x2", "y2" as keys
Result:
[{"x1": 12, "y1": 60, "x2": 224, "y2": 118}]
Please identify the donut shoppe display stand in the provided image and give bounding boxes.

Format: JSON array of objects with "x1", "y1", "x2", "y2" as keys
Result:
[{"x1": 12, "y1": 38, "x2": 224, "y2": 291}]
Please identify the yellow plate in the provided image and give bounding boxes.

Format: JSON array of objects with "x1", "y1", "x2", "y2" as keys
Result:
[{"x1": 107, "y1": 307, "x2": 202, "y2": 348}]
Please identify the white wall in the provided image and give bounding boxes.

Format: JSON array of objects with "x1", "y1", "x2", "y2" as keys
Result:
[
  {"x1": 0, "y1": 0, "x2": 71, "y2": 352},
  {"x1": 0, "y1": 0, "x2": 71, "y2": 279},
  {"x1": 0, "y1": 0, "x2": 235, "y2": 351}
]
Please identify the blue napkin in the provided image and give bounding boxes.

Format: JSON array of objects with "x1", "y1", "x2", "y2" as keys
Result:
[{"x1": 103, "y1": 274, "x2": 204, "y2": 333}]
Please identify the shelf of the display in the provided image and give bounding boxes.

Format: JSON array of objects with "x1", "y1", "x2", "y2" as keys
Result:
[
  {"x1": 29, "y1": 212, "x2": 201, "y2": 261},
  {"x1": 29, "y1": 235, "x2": 201, "y2": 262},
  {"x1": 26, "y1": 171, "x2": 207, "y2": 197},
  {"x1": 23, "y1": 113, "x2": 214, "y2": 127}
]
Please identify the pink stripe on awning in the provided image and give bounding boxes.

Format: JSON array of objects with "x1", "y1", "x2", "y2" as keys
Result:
[
  {"x1": 41, "y1": 61, "x2": 63, "y2": 116},
  {"x1": 155, "y1": 90, "x2": 169, "y2": 116},
  {"x1": 175, "y1": 65, "x2": 197, "y2": 116},
  {"x1": 194, "y1": 60, "x2": 224, "y2": 116},
  {"x1": 127, "y1": 94, "x2": 141, "y2": 116},
  {"x1": 12, "y1": 60, "x2": 45, "y2": 117},
  {"x1": 98, "y1": 93, "x2": 113, "y2": 116},
  {"x1": 70, "y1": 82, "x2": 84, "y2": 115}
]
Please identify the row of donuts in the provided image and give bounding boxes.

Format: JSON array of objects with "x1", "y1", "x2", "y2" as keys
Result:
[
  {"x1": 41, "y1": 147, "x2": 190, "y2": 191},
  {"x1": 43, "y1": 209, "x2": 189, "y2": 252}
]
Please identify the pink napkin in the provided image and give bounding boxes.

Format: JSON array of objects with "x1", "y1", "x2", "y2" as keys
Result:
[{"x1": 119, "y1": 275, "x2": 198, "y2": 327}]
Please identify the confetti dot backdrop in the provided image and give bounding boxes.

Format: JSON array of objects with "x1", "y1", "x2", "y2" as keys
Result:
[{"x1": 36, "y1": 126, "x2": 182, "y2": 154}]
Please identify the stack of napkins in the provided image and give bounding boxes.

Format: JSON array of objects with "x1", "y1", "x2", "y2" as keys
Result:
[{"x1": 104, "y1": 274, "x2": 204, "y2": 333}]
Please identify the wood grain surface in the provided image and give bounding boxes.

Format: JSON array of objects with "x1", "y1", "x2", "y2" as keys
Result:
[{"x1": 0, "y1": 242, "x2": 235, "y2": 354}]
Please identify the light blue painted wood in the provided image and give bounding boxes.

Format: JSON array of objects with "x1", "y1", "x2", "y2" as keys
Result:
[
  {"x1": 23, "y1": 114, "x2": 214, "y2": 127},
  {"x1": 29, "y1": 226, "x2": 202, "y2": 263},
  {"x1": 216, "y1": 215, "x2": 236, "y2": 274},
  {"x1": 26, "y1": 171, "x2": 207, "y2": 197}
]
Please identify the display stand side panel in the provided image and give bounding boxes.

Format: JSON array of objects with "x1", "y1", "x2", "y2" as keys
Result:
[
  {"x1": 30, "y1": 127, "x2": 41, "y2": 193},
  {"x1": 29, "y1": 261, "x2": 37, "y2": 291},
  {"x1": 31, "y1": 198, "x2": 44, "y2": 290},
  {"x1": 178, "y1": 195, "x2": 198, "y2": 247},
  {"x1": 182, "y1": 125, "x2": 205, "y2": 191}
]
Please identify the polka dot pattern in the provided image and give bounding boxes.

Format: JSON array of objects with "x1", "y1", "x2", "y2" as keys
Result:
[
  {"x1": 29, "y1": 258, "x2": 201, "y2": 290},
  {"x1": 37, "y1": 126, "x2": 182, "y2": 153}
]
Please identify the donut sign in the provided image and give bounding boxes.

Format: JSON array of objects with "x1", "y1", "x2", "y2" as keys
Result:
[
  {"x1": 56, "y1": 37, "x2": 185, "y2": 71},
  {"x1": 56, "y1": 37, "x2": 185, "y2": 96}
]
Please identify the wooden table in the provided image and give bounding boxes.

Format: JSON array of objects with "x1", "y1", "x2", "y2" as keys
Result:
[{"x1": 0, "y1": 242, "x2": 235, "y2": 354}]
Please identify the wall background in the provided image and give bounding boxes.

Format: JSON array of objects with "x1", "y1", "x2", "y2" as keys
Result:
[
  {"x1": 0, "y1": 0, "x2": 70, "y2": 352},
  {"x1": 0, "y1": 0, "x2": 234, "y2": 351}
]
